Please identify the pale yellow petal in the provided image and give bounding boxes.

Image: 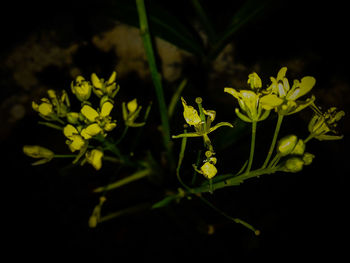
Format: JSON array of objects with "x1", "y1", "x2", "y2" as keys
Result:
[
  {"x1": 200, "y1": 162, "x2": 217, "y2": 179},
  {"x1": 63, "y1": 124, "x2": 79, "y2": 138},
  {"x1": 81, "y1": 123, "x2": 102, "y2": 139},
  {"x1": 81, "y1": 105, "x2": 99, "y2": 122},
  {"x1": 127, "y1": 99, "x2": 138, "y2": 114},
  {"x1": 100, "y1": 101, "x2": 114, "y2": 117},
  {"x1": 260, "y1": 94, "x2": 283, "y2": 110},
  {"x1": 91, "y1": 73, "x2": 102, "y2": 88}
]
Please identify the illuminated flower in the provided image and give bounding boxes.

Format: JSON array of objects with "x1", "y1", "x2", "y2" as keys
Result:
[
  {"x1": 308, "y1": 107, "x2": 345, "y2": 141},
  {"x1": 260, "y1": 67, "x2": 316, "y2": 115},
  {"x1": 71, "y1": 76, "x2": 92, "y2": 101},
  {"x1": 32, "y1": 89, "x2": 70, "y2": 120},
  {"x1": 122, "y1": 98, "x2": 145, "y2": 127},
  {"x1": 91, "y1": 71, "x2": 119, "y2": 98},
  {"x1": 23, "y1": 145, "x2": 54, "y2": 165},
  {"x1": 172, "y1": 97, "x2": 233, "y2": 150},
  {"x1": 80, "y1": 101, "x2": 116, "y2": 138},
  {"x1": 85, "y1": 149, "x2": 104, "y2": 170},
  {"x1": 224, "y1": 88, "x2": 270, "y2": 122},
  {"x1": 63, "y1": 124, "x2": 87, "y2": 152}
]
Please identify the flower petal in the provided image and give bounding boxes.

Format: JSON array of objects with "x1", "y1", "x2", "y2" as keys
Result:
[
  {"x1": 287, "y1": 76, "x2": 315, "y2": 100},
  {"x1": 81, "y1": 123, "x2": 102, "y2": 139},
  {"x1": 100, "y1": 101, "x2": 114, "y2": 117},
  {"x1": 181, "y1": 97, "x2": 201, "y2": 125},
  {"x1": 224, "y1": 87, "x2": 240, "y2": 100},
  {"x1": 260, "y1": 94, "x2": 283, "y2": 110},
  {"x1": 276, "y1": 67, "x2": 287, "y2": 81},
  {"x1": 63, "y1": 124, "x2": 79, "y2": 138},
  {"x1": 200, "y1": 162, "x2": 217, "y2": 179},
  {"x1": 86, "y1": 149, "x2": 104, "y2": 170},
  {"x1": 91, "y1": 73, "x2": 102, "y2": 89},
  {"x1": 81, "y1": 105, "x2": 99, "y2": 122}
]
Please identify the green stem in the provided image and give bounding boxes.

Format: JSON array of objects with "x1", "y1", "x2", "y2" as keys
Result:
[
  {"x1": 176, "y1": 131, "x2": 192, "y2": 192},
  {"x1": 53, "y1": 154, "x2": 76, "y2": 158},
  {"x1": 136, "y1": 0, "x2": 171, "y2": 151},
  {"x1": 262, "y1": 114, "x2": 284, "y2": 169},
  {"x1": 93, "y1": 168, "x2": 152, "y2": 193},
  {"x1": 193, "y1": 167, "x2": 279, "y2": 194},
  {"x1": 199, "y1": 196, "x2": 260, "y2": 235},
  {"x1": 116, "y1": 126, "x2": 129, "y2": 145},
  {"x1": 304, "y1": 134, "x2": 314, "y2": 143},
  {"x1": 246, "y1": 121, "x2": 257, "y2": 173}
]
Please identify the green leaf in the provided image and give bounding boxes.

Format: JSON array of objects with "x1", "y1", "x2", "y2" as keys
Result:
[
  {"x1": 151, "y1": 195, "x2": 178, "y2": 209},
  {"x1": 108, "y1": 0, "x2": 204, "y2": 56},
  {"x1": 209, "y1": 0, "x2": 274, "y2": 59}
]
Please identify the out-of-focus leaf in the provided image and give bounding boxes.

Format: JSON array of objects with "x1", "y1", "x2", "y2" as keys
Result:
[
  {"x1": 213, "y1": 118, "x2": 249, "y2": 151},
  {"x1": 151, "y1": 194, "x2": 178, "y2": 209},
  {"x1": 209, "y1": 0, "x2": 274, "y2": 59},
  {"x1": 108, "y1": 0, "x2": 205, "y2": 56}
]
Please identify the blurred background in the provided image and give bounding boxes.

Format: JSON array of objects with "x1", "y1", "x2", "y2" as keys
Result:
[{"x1": 1, "y1": 0, "x2": 349, "y2": 260}]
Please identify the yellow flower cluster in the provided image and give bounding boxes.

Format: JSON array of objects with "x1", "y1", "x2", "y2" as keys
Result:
[
  {"x1": 27, "y1": 71, "x2": 145, "y2": 170},
  {"x1": 225, "y1": 67, "x2": 316, "y2": 122}
]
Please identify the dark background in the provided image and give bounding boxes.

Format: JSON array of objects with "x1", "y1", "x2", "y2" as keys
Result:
[{"x1": 1, "y1": 0, "x2": 349, "y2": 260}]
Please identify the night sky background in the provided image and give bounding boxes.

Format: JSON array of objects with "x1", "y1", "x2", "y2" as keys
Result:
[{"x1": 1, "y1": 0, "x2": 349, "y2": 261}]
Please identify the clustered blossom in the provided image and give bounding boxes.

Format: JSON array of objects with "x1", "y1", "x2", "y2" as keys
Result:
[{"x1": 25, "y1": 71, "x2": 145, "y2": 170}]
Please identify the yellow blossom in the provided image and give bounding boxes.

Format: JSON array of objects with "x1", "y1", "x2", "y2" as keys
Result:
[
  {"x1": 71, "y1": 76, "x2": 92, "y2": 101},
  {"x1": 308, "y1": 106, "x2": 345, "y2": 141},
  {"x1": 224, "y1": 88, "x2": 270, "y2": 122},
  {"x1": 122, "y1": 98, "x2": 145, "y2": 127},
  {"x1": 260, "y1": 67, "x2": 316, "y2": 115},
  {"x1": 91, "y1": 71, "x2": 119, "y2": 98},
  {"x1": 80, "y1": 101, "x2": 116, "y2": 137},
  {"x1": 85, "y1": 149, "x2": 104, "y2": 170},
  {"x1": 173, "y1": 97, "x2": 233, "y2": 150},
  {"x1": 63, "y1": 124, "x2": 86, "y2": 152}
]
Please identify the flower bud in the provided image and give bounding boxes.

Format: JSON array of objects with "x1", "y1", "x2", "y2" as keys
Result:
[
  {"x1": 282, "y1": 157, "x2": 304, "y2": 173},
  {"x1": 71, "y1": 76, "x2": 92, "y2": 101},
  {"x1": 302, "y1": 152, "x2": 315, "y2": 166},
  {"x1": 66, "y1": 112, "x2": 80, "y2": 124},
  {"x1": 277, "y1": 135, "x2": 298, "y2": 156},
  {"x1": 247, "y1": 72, "x2": 262, "y2": 90},
  {"x1": 85, "y1": 149, "x2": 104, "y2": 170},
  {"x1": 200, "y1": 162, "x2": 217, "y2": 179},
  {"x1": 23, "y1": 145, "x2": 54, "y2": 165},
  {"x1": 290, "y1": 139, "x2": 305, "y2": 155}
]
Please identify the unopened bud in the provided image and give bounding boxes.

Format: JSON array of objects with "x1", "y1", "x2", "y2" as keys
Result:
[
  {"x1": 283, "y1": 157, "x2": 304, "y2": 173},
  {"x1": 277, "y1": 135, "x2": 298, "y2": 156}
]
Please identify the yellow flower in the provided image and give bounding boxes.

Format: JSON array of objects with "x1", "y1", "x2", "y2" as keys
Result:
[
  {"x1": 122, "y1": 98, "x2": 145, "y2": 127},
  {"x1": 85, "y1": 149, "x2": 104, "y2": 170},
  {"x1": 91, "y1": 71, "x2": 119, "y2": 98},
  {"x1": 173, "y1": 97, "x2": 233, "y2": 150},
  {"x1": 308, "y1": 107, "x2": 345, "y2": 141},
  {"x1": 63, "y1": 124, "x2": 87, "y2": 152},
  {"x1": 200, "y1": 162, "x2": 218, "y2": 179},
  {"x1": 32, "y1": 98, "x2": 53, "y2": 116},
  {"x1": 32, "y1": 89, "x2": 70, "y2": 120},
  {"x1": 71, "y1": 76, "x2": 92, "y2": 101},
  {"x1": 80, "y1": 101, "x2": 116, "y2": 138},
  {"x1": 260, "y1": 67, "x2": 316, "y2": 115},
  {"x1": 224, "y1": 88, "x2": 270, "y2": 122},
  {"x1": 23, "y1": 145, "x2": 54, "y2": 165}
]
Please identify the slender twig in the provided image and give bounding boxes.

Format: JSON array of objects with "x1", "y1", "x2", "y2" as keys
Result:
[
  {"x1": 246, "y1": 121, "x2": 257, "y2": 173},
  {"x1": 262, "y1": 114, "x2": 284, "y2": 168}
]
